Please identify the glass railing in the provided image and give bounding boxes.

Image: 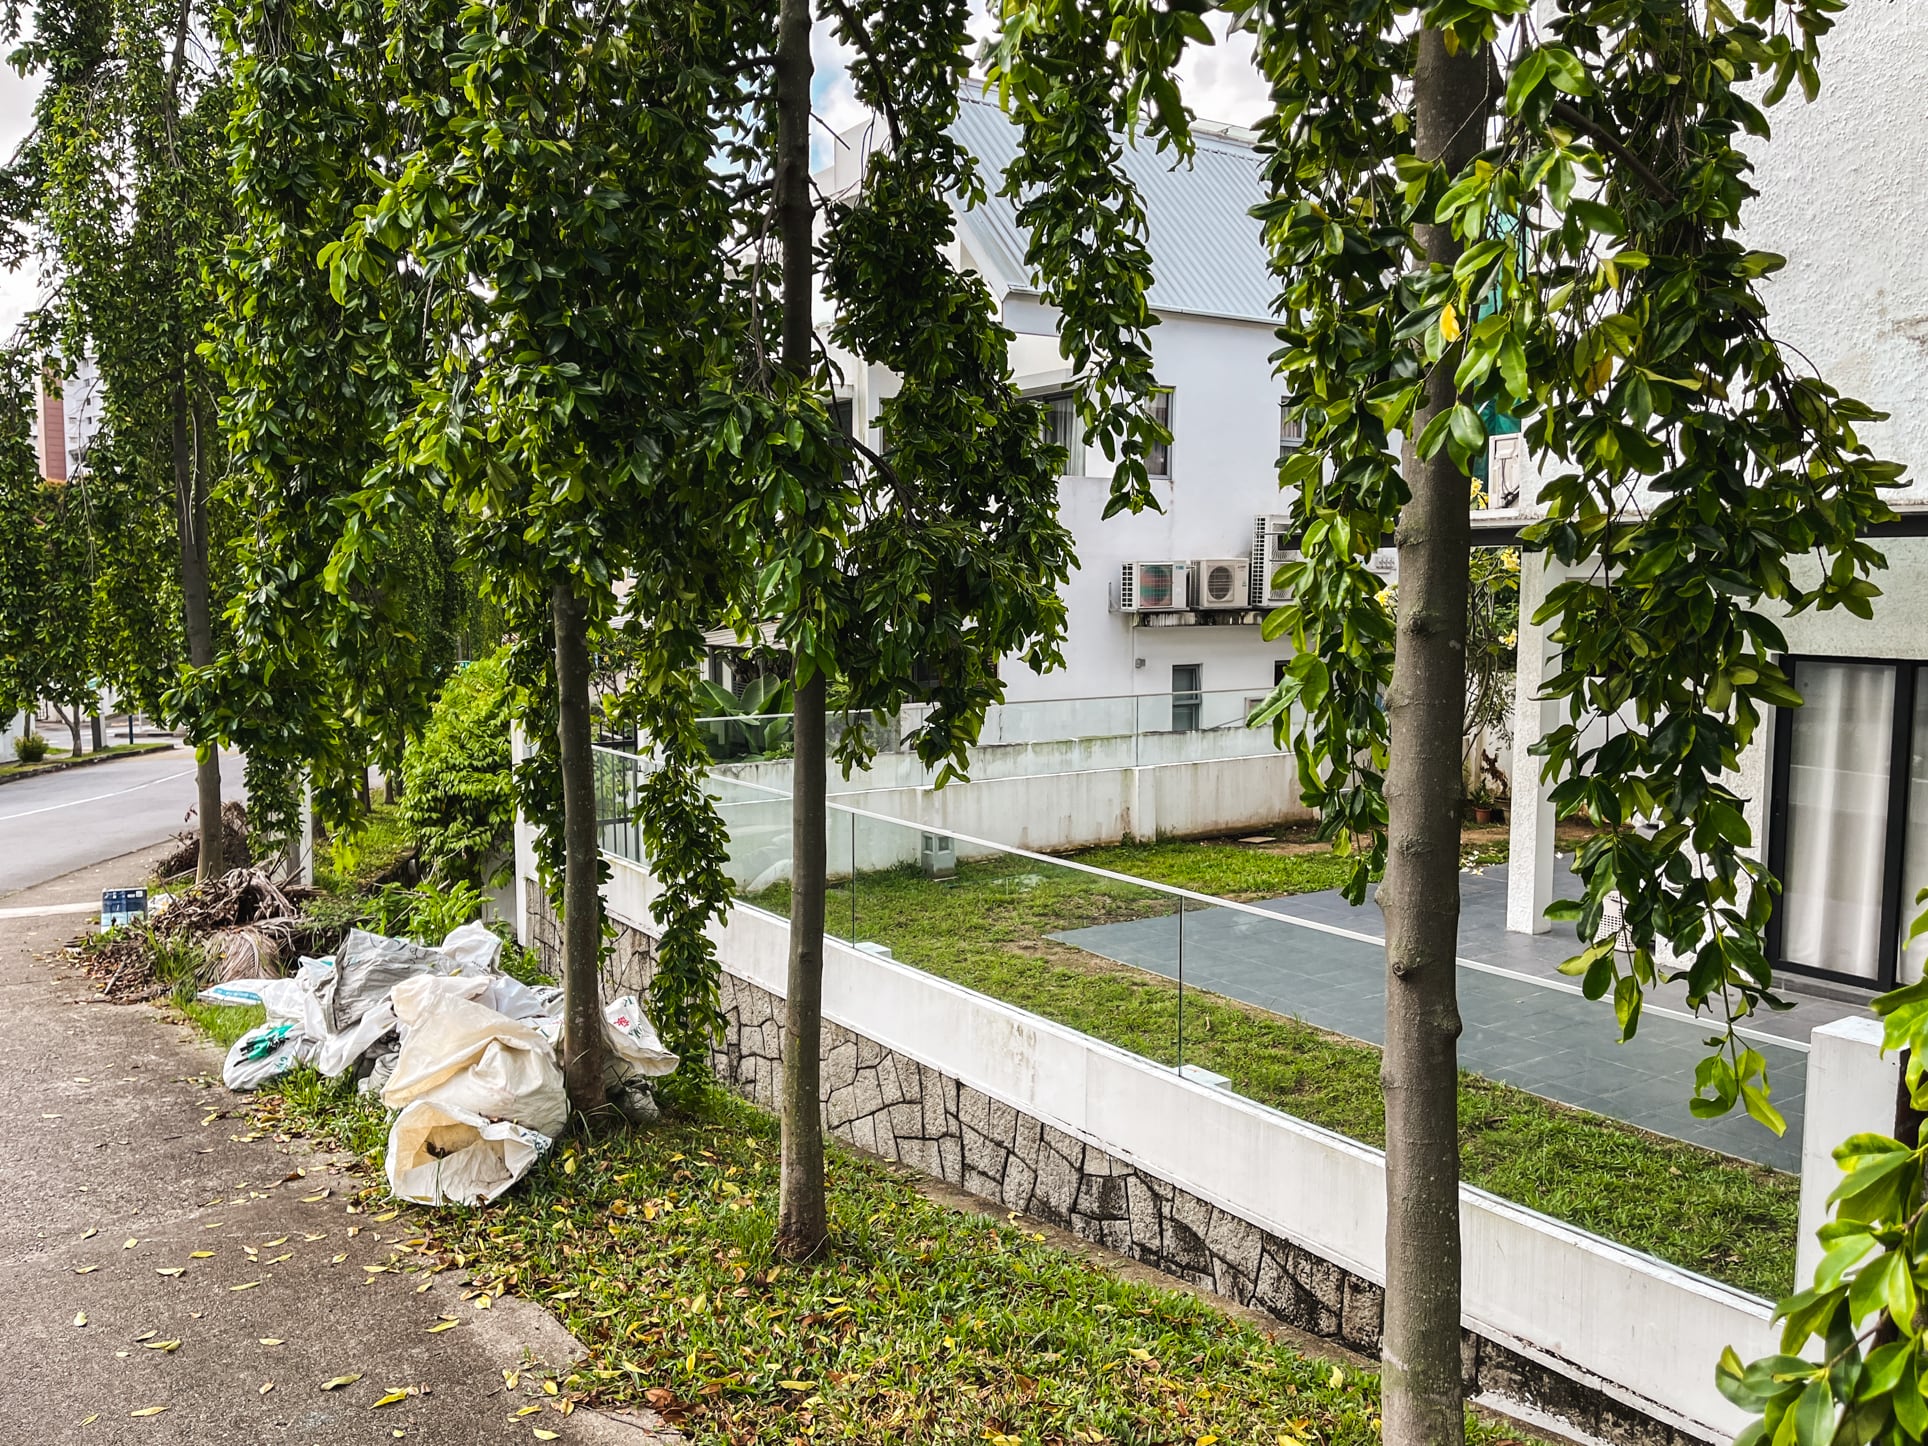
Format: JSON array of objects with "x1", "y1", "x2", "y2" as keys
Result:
[
  {"x1": 591, "y1": 744, "x2": 1810, "y2": 1296},
  {"x1": 686, "y1": 688, "x2": 1290, "y2": 771}
]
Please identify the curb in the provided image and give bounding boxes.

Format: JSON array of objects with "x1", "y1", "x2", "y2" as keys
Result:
[{"x1": 0, "y1": 741, "x2": 178, "y2": 787}]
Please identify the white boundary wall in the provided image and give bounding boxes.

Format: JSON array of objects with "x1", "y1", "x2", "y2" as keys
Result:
[{"x1": 598, "y1": 855, "x2": 1778, "y2": 1443}]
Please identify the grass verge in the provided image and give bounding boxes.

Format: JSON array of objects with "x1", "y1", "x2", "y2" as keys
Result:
[
  {"x1": 773, "y1": 855, "x2": 1798, "y2": 1298},
  {"x1": 223, "y1": 1061, "x2": 1534, "y2": 1446}
]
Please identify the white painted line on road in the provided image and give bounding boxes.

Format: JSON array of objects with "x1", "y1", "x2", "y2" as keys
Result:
[
  {"x1": 0, "y1": 767, "x2": 197, "y2": 824},
  {"x1": 0, "y1": 900, "x2": 100, "y2": 920}
]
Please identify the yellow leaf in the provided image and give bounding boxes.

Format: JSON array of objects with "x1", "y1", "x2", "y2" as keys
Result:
[
  {"x1": 372, "y1": 1389, "x2": 409, "y2": 1409},
  {"x1": 80, "y1": 1412, "x2": 99, "y2": 1424},
  {"x1": 260, "y1": 1383, "x2": 274, "y2": 1395},
  {"x1": 515, "y1": 1405, "x2": 542, "y2": 1417},
  {"x1": 144, "y1": 1340, "x2": 181, "y2": 1352},
  {"x1": 231, "y1": 1281, "x2": 261, "y2": 1292},
  {"x1": 534, "y1": 1432, "x2": 560, "y2": 1441},
  {"x1": 1199, "y1": 1436, "x2": 1219, "y2": 1445},
  {"x1": 81, "y1": 1227, "x2": 97, "y2": 1240},
  {"x1": 260, "y1": 1338, "x2": 284, "y2": 1346},
  {"x1": 156, "y1": 1267, "x2": 185, "y2": 1277},
  {"x1": 73, "y1": 1311, "x2": 87, "y2": 1327},
  {"x1": 779, "y1": 1380, "x2": 812, "y2": 1391},
  {"x1": 130, "y1": 1405, "x2": 168, "y2": 1417},
  {"x1": 541, "y1": 1379, "x2": 559, "y2": 1396},
  {"x1": 504, "y1": 1371, "x2": 520, "y2": 1390},
  {"x1": 301, "y1": 1192, "x2": 329, "y2": 1203},
  {"x1": 190, "y1": 1251, "x2": 214, "y2": 1259},
  {"x1": 1328, "y1": 1366, "x2": 1345, "y2": 1389},
  {"x1": 426, "y1": 1319, "x2": 459, "y2": 1334},
  {"x1": 74, "y1": 1265, "x2": 98, "y2": 1274},
  {"x1": 264, "y1": 1237, "x2": 288, "y2": 1247},
  {"x1": 1439, "y1": 302, "x2": 1462, "y2": 342},
  {"x1": 122, "y1": 1238, "x2": 138, "y2": 1250},
  {"x1": 320, "y1": 1373, "x2": 362, "y2": 1391},
  {"x1": 475, "y1": 1293, "x2": 491, "y2": 1310},
  {"x1": 372, "y1": 1210, "x2": 399, "y2": 1222},
  {"x1": 134, "y1": 1330, "x2": 156, "y2": 1342}
]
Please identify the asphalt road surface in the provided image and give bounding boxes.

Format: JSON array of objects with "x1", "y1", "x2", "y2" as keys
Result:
[{"x1": 0, "y1": 746, "x2": 242, "y2": 897}]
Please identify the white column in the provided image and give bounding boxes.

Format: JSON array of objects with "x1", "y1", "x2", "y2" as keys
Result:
[
  {"x1": 511, "y1": 721, "x2": 535, "y2": 945},
  {"x1": 1796, "y1": 1016, "x2": 1903, "y2": 1286},
  {"x1": 1507, "y1": 552, "x2": 1560, "y2": 933}
]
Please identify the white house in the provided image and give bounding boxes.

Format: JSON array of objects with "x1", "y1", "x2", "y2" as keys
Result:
[
  {"x1": 1503, "y1": 0, "x2": 1928, "y2": 998},
  {"x1": 814, "y1": 95, "x2": 1326, "y2": 736}
]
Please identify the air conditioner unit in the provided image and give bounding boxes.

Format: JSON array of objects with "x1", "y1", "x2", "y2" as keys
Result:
[
  {"x1": 1365, "y1": 546, "x2": 1399, "y2": 583},
  {"x1": 1252, "y1": 515, "x2": 1296, "y2": 607},
  {"x1": 1114, "y1": 560, "x2": 1192, "y2": 614},
  {"x1": 1486, "y1": 433, "x2": 1527, "y2": 509},
  {"x1": 1191, "y1": 557, "x2": 1252, "y2": 610}
]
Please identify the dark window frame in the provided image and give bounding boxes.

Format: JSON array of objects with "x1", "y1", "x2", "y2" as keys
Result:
[{"x1": 1766, "y1": 652, "x2": 1919, "y2": 991}]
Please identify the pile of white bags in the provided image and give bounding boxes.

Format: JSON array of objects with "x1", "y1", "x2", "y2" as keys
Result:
[{"x1": 207, "y1": 920, "x2": 676, "y2": 1206}]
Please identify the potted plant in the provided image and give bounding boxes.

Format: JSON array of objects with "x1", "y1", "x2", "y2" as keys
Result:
[{"x1": 1468, "y1": 783, "x2": 1497, "y2": 824}]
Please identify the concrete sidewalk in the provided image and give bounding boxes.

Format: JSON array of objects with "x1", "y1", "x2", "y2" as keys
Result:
[{"x1": 0, "y1": 844, "x2": 670, "y2": 1445}]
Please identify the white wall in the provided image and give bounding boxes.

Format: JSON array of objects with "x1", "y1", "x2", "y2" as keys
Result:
[
  {"x1": 1743, "y1": 0, "x2": 1928, "y2": 498},
  {"x1": 598, "y1": 855, "x2": 1778, "y2": 1444}
]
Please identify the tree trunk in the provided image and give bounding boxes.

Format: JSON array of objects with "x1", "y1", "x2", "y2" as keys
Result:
[
  {"x1": 64, "y1": 707, "x2": 81, "y2": 757},
  {"x1": 90, "y1": 713, "x2": 103, "y2": 752},
  {"x1": 552, "y1": 581, "x2": 608, "y2": 1123},
  {"x1": 172, "y1": 375, "x2": 222, "y2": 883},
  {"x1": 773, "y1": 0, "x2": 828, "y2": 1262},
  {"x1": 1377, "y1": 30, "x2": 1490, "y2": 1446}
]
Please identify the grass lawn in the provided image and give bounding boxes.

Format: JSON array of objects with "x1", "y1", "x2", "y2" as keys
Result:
[
  {"x1": 315, "y1": 803, "x2": 416, "y2": 893},
  {"x1": 224, "y1": 1063, "x2": 1535, "y2": 1446},
  {"x1": 0, "y1": 740, "x2": 173, "y2": 780},
  {"x1": 758, "y1": 849, "x2": 1798, "y2": 1299}
]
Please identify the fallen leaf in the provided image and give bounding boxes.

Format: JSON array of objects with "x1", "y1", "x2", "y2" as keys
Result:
[
  {"x1": 320, "y1": 1374, "x2": 362, "y2": 1391},
  {"x1": 73, "y1": 1311, "x2": 87, "y2": 1327},
  {"x1": 779, "y1": 1380, "x2": 812, "y2": 1391},
  {"x1": 474, "y1": 1294, "x2": 491, "y2": 1310},
  {"x1": 541, "y1": 1379, "x2": 559, "y2": 1396},
  {"x1": 534, "y1": 1432, "x2": 559, "y2": 1442},
  {"x1": 122, "y1": 1238, "x2": 138, "y2": 1250},
  {"x1": 134, "y1": 1330, "x2": 157, "y2": 1342},
  {"x1": 81, "y1": 1227, "x2": 97, "y2": 1240},
  {"x1": 129, "y1": 1406, "x2": 167, "y2": 1417},
  {"x1": 190, "y1": 1251, "x2": 214, "y2": 1259},
  {"x1": 80, "y1": 1412, "x2": 98, "y2": 1425},
  {"x1": 74, "y1": 1265, "x2": 98, "y2": 1274},
  {"x1": 331, "y1": 1253, "x2": 347, "y2": 1264},
  {"x1": 155, "y1": 1267, "x2": 185, "y2": 1277},
  {"x1": 144, "y1": 1340, "x2": 181, "y2": 1353},
  {"x1": 259, "y1": 1338, "x2": 284, "y2": 1346},
  {"x1": 264, "y1": 1237, "x2": 288, "y2": 1247},
  {"x1": 514, "y1": 1405, "x2": 542, "y2": 1417},
  {"x1": 504, "y1": 1371, "x2": 519, "y2": 1390},
  {"x1": 372, "y1": 1210, "x2": 399, "y2": 1222},
  {"x1": 301, "y1": 1191, "x2": 329, "y2": 1203},
  {"x1": 260, "y1": 1383, "x2": 274, "y2": 1395},
  {"x1": 230, "y1": 1281, "x2": 261, "y2": 1292},
  {"x1": 426, "y1": 1318, "x2": 459, "y2": 1334},
  {"x1": 372, "y1": 1389, "x2": 409, "y2": 1409}
]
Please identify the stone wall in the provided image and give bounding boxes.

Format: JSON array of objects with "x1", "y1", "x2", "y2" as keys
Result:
[{"x1": 533, "y1": 893, "x2": 1705, "y2": 1446}]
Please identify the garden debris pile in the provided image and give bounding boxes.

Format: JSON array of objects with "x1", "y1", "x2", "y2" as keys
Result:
[
  {"x1": 75, "y1": 867, "x2": 309, "y2": 1001},
  {"x1": 212, "y1": 923, "x2": 678, "y2": 1206},
  {"x1": 154, "y1": 799, "x2": 253, "y2": 879}
]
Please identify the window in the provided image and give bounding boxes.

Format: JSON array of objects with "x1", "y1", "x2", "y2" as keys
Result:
[
  {"x1": 1146, "y1": 388, "x2": 1172, "y2": 479},
  {"x1": 832, "y1": 397, "x2": 858, "y2": 479},
  {"x1": 1768, "y1": 657, "x2": 1928, "y2": 987},
  {"x1": 1171, "y1": 664, "x2": 1202, "y2": 733},
  {"x1": 1279, "y1": 399, "x2": 1306, "y2": 454},
  {"x1": 1038, "y1": 392, "x2": 1084, "y2": 476}
]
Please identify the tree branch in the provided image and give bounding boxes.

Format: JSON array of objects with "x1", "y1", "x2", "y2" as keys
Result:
[
  {"x1": 1548, "y1": 99, "x2": 1677, "y2": 208},
  {"x1": 819, "y1": 0, "x2": 901, "y2": 149}
]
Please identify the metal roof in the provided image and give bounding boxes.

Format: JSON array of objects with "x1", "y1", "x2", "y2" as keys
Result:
[{"x1": 948, "y1": 92, "x2": 1276, "y2": 327}]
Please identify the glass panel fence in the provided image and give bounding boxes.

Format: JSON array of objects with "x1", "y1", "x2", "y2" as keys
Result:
[{"x1": 596, "y1": 748, "x2": 1808, "y2": 1294}]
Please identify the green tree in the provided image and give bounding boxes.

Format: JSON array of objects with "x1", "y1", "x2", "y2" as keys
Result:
[
  {"x1": 1229, "y1": 0, "x2": 1894, "y2": 1438},
  {"x1": 3, "y1": 0, "x2": 238, "y2": 877},
  {"x1": 400, "y1": 652, "x2": 515, "y2": 888}
]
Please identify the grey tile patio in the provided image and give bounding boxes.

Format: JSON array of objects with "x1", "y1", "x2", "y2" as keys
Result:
[{"x1": 1049, "y1": 862, "x2": 1866, "y2": 1173}]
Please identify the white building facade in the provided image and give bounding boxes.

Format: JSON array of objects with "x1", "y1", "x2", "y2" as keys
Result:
[
  {"x1": 1506, "y1": 0, "x2": 1928, "y2": 999},
  {"x1": 819, "y1": 98, "x2": 1304, "y2": 732}
]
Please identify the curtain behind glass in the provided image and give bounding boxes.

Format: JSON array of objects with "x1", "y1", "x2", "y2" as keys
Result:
[
  {"x1": 1781, "y1": 660, "x2": 1894, "y2": 978},
  {"x1": 1899, "y1": 667, "x2": 1928, "y2": 984}
]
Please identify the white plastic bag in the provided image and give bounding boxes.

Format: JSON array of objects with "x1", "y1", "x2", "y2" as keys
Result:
[
  {"x1": 223, "y1": 1021, "x2": 317, "y2": 1092},
  {"x1": 382, "y1": 987, "x2": 569, "y2": 1137},
  {"x1": 602, "y1": 995, "x2": 679, "y2": 1081},
  {"x1": 196, "y1": 977, "x2": 307, "y2": 1022},
  {"x1": 437, "y1": 921, "x2": 504, "y2": 974},
  {"x1": 384, "y1": 1100, "x2": 551, "y2": 1206}
]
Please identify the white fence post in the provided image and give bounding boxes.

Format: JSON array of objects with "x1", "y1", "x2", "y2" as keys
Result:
[{"x1": 1796, "y1": 1016, "x2": 1901, "y2": 1286}]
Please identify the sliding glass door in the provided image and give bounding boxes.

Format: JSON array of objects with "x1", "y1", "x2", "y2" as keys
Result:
[{"x1": 1769, "y1": 657, "x2": 1928, "y2": 987}]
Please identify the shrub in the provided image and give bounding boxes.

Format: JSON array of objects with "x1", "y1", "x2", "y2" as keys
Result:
[
  {"x1": 11, "y1": 732, "x2": 48, "y2": 763},
  {"x1": 399, "y1": 651, "x2": 514, "y2": 885}
]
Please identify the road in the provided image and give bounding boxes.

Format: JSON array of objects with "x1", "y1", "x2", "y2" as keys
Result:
[{"x1": 0, "y1": 746, "x2": 242, "y2": 897}]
